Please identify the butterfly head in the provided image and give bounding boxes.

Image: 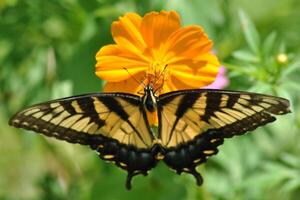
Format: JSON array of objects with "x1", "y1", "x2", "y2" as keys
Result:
[
  {"x1": 144, "y1": 85, "x2": 153, "y2": 93},
  {"x1": 142, "y1": 85, "x2": 157, "y2": 112}
]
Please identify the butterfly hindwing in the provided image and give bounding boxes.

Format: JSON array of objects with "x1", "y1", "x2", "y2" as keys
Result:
[{"x1": 157, "y1": 89, "x2": 290, "y2": 183}]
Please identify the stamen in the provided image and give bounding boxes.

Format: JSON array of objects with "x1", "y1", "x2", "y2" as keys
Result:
[{"x1": 146, "y1": 62, "x2": 169, "y2": 94}]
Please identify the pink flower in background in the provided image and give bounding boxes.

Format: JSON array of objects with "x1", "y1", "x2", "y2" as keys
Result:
[{"x1": 203, "y1": 66, "x2": 228, "y2": 89}]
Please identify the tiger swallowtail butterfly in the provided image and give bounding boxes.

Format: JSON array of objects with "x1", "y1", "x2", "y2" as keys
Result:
[{"x1": 9, "y1": 86, "x2": 290, "y2": 189}]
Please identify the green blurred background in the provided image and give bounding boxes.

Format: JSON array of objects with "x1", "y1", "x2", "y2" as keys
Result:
[{"x1": 1, "y1": 0, "x2": 300, "y2": 199}]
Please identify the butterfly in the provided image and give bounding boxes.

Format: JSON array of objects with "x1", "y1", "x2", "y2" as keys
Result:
[{"x1": 9, "y1": 86, "x2": 290, "y2": 189}]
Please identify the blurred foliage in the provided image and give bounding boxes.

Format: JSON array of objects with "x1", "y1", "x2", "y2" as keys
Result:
[{"x1": 1, "y1": 0, "x2": 300, "y2": 199}]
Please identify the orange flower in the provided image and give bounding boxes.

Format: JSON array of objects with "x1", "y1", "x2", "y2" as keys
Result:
[{"x1": 95, "y1": 10, "x2": 220, "y2": 96}]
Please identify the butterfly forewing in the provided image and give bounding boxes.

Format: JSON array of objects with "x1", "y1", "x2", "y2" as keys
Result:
[
  {"x1": 158, "y1": 89, "x2": 291, "y2": 148},
  {"x1": 9, "y1": 93, "x2": 154, "y2": 148}
]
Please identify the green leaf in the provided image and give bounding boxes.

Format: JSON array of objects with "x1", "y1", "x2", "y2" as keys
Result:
[
  {"x1": 0, "y1": 40, "x2": 12, "y2": 62},
  {"x1": 232, "y1": 50, "x2": 259, "y2": 63},
  {"x1": 262, "y1": 32, "x2": 277, "y2": 56},
  {"x1": 282, "y1": 81, "x2": 300, "y2": 92},
  {"x1": 223, "y1": 63, "x2": 256, "y2": 76},
  {"x1": 279, "y1": 42, "x2": 287, "y2": 53},
  {"x1": 280, "y1": 153, "x2": 300, "y2": 168},
  {"x1": 239, "y1": 10, "x2": 261, "y2": 55},
  {"x1": 281, "y1": 178, "x2": 300, "y2": 193},
  {"x1": 51, "y1": 81, "x2": 73, "y2": 99},
  {"x1": 281, "y1": 60, "x2": 300, "y2": 77},
  {"x1": 93, "y1": 6, "x2": 120, "y2": 18},
  {"x1": 248, "y1": 83, "x2": 272, "y2": 93}
]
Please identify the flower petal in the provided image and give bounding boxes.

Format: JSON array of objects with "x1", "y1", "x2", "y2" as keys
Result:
[
  {"x1": 102, "y1": 71, "x2": 145, "y2": 94},
  {"x1": 112, "y1": 13, "x2": 147, "y2": 55},
  {"x1": 170, "y1": 56, "x2": 220, "y2": 88},
  {"x1": 141, "y1": 11, "x2": 181, "y2": 54},
  {"x1": 164, "y1": 25, "x2": 212, "y2": 63},
  {"x1": 95, "y1": 45, "x2": 148, "y2": 82}
]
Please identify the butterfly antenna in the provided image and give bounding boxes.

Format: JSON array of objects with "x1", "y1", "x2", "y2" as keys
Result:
[
  {"x1": 153, "y1": 64, "x2": 168, "y2": 93},
  {"x1": 157, "y1": 64, "x2": 168, "y2": 82},
  {"x1": 123, "y1": 67, "x2": 146, "y2": 87}
]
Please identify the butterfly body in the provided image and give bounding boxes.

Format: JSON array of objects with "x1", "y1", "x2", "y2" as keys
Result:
[
  {"x1": 9, "y1": 88, "x2": 290, "y2": 189},
  {"x1": 142, "y1": 85, "x2": 158, "y2": 113}
]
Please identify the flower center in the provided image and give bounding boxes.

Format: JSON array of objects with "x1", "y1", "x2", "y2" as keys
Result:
[{"x1": 144, "y1": 61, "x2": 169, "y2": 94}]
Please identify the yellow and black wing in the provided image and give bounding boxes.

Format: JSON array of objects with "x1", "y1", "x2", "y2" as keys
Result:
[
  {"x1": 9, "y1": 93, "x2": 159, "y2": 189},
  {"x1": 10, "y1": 93, "x2": 154, "y2": 148},
  {"x1": 157, "y1": 89, "x2": 290, "y2": 185}
]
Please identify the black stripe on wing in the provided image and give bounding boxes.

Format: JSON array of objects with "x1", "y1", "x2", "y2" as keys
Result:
[{"x1": 74, "y1": 97, "x2": 105, "y2": 127}]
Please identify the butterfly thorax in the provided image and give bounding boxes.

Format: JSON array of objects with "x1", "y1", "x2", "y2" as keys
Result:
[{"x1": 142, "y1": 85, "x2": 157, "y2": 112}]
